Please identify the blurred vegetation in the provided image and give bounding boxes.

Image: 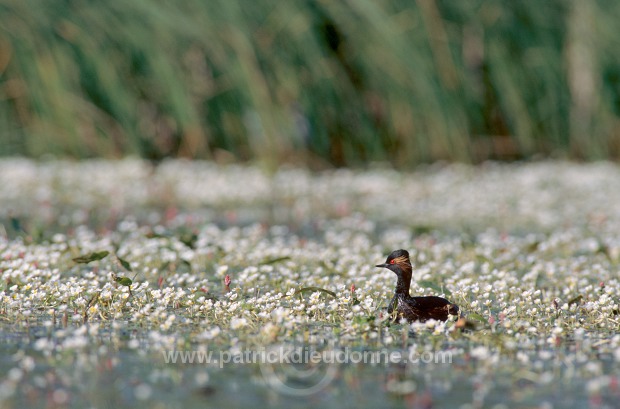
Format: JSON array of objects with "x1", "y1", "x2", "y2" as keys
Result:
[{"x1": 0, "y1": 0, "x2": 620, "y2": 167}]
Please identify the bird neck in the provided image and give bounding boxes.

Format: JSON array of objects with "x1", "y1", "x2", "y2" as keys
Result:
[{"x1": 394, "y1": 266, "x2": 412, "y2": 296}]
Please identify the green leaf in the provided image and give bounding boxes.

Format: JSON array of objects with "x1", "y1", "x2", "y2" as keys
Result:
[
  {"x1": 418, "y1": 280, "x2": 452, "y2": 296},
  {"x1": 568, "y1": 295, "x2": 583, "y2": 306},
  {"x1": 179, "y1": 233, "x2": 198, "y2": 249},
  {"x1": 526, "y1": 241, "x2": 540, "y2": 253},
  {"x1": 259, "y1": 256, "x2": 291, "y2": 265},
  {"x1": 467, "y1": 312, "x2": 488, "y2": 324},
  {"x1": 295, "y1": 286, "x2": 336, "y2": 298},
  {"x1": 73, "y1": 251, "x2": 110, "y2": 264},
  {"x1": 146, "y1": 231, "x2": 168, "y2": 239},
  {"x1": 353, "y1": 315, "x2": 376, "y2": 324},
  {"x1": 596, "y1": 243, "x2": 614, "y2": 263},
  {"x1": 411, "y1": 225, "x2": 433, "y2": 234},
  {"x1": 10, "y1": 216, "x2": 24, "y2": 233},
  {"x1": 117, "y1": 256, "x2": 133, "y2": 272},
  {"x1": 114, "y1": 275, "x2": 133, "y2": 287}
]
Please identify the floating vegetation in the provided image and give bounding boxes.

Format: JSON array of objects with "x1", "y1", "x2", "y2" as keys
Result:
[
  {"x1": 72, "y1": 251, "x2": 110, "y2": 264},
  {"x1": 1, "y1": 159, "x2": 620, "y2": 408}
]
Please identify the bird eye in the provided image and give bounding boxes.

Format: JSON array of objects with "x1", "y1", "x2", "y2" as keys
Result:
[{"x1": 389, "y1": 259, "x2": 395, "y2": 264}]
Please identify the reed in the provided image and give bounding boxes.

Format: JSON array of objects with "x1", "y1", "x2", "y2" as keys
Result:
[{"x1": 0, "y1": 0, "x2": 619, "y2": 166}]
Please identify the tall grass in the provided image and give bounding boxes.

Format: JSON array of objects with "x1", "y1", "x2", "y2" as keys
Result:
[{"x1": 0, "y1": 0, "x2": 619, "y2": 167}]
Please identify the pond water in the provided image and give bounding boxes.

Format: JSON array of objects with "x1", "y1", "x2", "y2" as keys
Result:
[{"x1": 1, "y1": 159, "x2": 620, "y2": 408}]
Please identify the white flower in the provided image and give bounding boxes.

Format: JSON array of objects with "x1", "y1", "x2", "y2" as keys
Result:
[
  {"x1": 470, "y1": 346, "x2": 490, "y2": 360},
  {"x1": 230, "y1": 317, "x2": 248, "y2": 330},
  {"x1": 261, "y1": 323, "x2": 279, "y2": 338},
  {"x1": 196, "y1": 325, "x2": 220, "y2": 340},
  {"x1": 217, "y1": 265, "x2": 229, "y2": 276},
  {"x1": 614, "y1": 347, "x2": 620, "y2": 362}
]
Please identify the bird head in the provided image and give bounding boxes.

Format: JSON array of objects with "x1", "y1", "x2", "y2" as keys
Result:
[{"x1": 375, "y1": 249, "x2": 412, "y2": 274}]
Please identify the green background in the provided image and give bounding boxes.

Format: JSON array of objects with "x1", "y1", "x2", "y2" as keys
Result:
[{"x1": 1, "y1": 0, "x2": 619, "y2": 167}]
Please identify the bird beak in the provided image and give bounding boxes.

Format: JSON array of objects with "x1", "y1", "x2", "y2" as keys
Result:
[{"x1": 375, "y1": 263, "x2": 387, "y2": 268}]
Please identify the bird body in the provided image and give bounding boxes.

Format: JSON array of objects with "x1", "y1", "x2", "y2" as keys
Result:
[{"x1": 377, "y1": 249, "x2": 459, "y2": 322}]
